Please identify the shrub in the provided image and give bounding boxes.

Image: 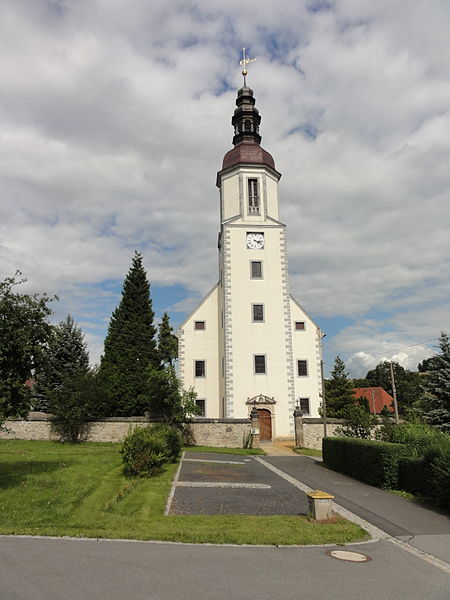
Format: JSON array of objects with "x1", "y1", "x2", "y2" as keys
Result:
[
  {"x1": 323, "y1": 437, "x2": 409, "y2": 489},
  {"x1": 148, "y1": 423, "x2": 182, "y2": 462},
  {"x1": 121, "y1": 426, "x2": 168, "y2": 476},
  {"x1": 398, "y1": 457, "x2": 429, "y2": 496},
  {"x1": 335, "y1": 404, "x2": 377, "y2": 439},
  {"x1": 426, "y1": 444, "x2": 450, "y2": 509},
  {"x1": 380, "y1": 422, "x2": 449, "y2": 457}
]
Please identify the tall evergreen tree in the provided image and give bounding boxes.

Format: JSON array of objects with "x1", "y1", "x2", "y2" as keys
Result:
[
  {"x1": 35, "y1": 315, "x2": 105, "y2": 441},
  {"x1": 34, "y1": 314, "x2": 89, "y2": 411},
  {"x1": 99, "y1": 252, "x2": 158, "y2": 416},
  {"x1": 325, "y1": 356, "x2": 355, "y2": 418},
  {"x1": 422, "y1": 332, "x2": 450, "y2": 431},
  {"x1": 158, "y1": 312, "x2": 178, "y2": 366}
]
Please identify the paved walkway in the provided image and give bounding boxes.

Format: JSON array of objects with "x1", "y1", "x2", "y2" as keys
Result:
[
  {"x1": 264, "y1": 455, "x2": 450, "y2": 565},
  {"x1": 259, "y1": 441, "x2": 297, "y2": 455}
]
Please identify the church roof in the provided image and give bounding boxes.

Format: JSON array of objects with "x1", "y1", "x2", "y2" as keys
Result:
[
  {"x1": 222, "y1": 142, "x2": 275, "y2": 170},
  {"x1": 218, "y1": 84, "x2": 279, "y2": 179}
]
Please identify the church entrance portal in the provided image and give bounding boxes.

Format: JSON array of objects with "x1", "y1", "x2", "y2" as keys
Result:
[{"x1": 257, "y1": 409, "x2": 272, "y2": 442}]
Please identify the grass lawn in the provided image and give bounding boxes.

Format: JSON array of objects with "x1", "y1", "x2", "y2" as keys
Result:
[
  {"x1": 0, "y1": 440, "x2": 367, "y2": 545},
  {"x1": 293, "y1": 447, "x2": 323, "y2": 457}
]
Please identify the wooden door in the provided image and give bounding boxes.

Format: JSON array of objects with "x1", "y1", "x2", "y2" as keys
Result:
[{"x1": 257, "y1": 409, "x2": 272, "y2": 441}]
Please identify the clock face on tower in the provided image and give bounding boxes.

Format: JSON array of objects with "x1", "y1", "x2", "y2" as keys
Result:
[{"x1": 246, "y1": 232, "x2": 265, "y2": 249}]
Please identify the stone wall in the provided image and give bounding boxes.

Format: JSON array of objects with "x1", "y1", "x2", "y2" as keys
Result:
[
  {"x1": 302, "y1": 418, "x2": 344, "y2": 450},
  {"x1": 0, "y1": 413, "x2": 251, "y2": 448}
]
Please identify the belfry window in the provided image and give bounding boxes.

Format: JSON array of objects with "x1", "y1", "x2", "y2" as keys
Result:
[
  {"x1": 244, "y1": 119, "x2": 252, "y2": 132},
  {"x1": 248, "y1": 179, "x2": 260, "y2": 215}
]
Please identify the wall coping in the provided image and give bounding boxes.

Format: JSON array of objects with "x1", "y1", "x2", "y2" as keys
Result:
[{"x1": 17, "y1": 413, "x2": 251, "y2": 425}]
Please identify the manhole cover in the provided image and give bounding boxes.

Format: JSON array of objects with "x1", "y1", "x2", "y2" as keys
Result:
[{"x1": 327, "y1": 550, "x2": 371, "y2": 563}]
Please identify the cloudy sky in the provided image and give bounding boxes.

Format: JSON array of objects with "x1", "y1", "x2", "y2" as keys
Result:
[{"x1": 1, "y1": 0, "x2": 449, "y2": 376}]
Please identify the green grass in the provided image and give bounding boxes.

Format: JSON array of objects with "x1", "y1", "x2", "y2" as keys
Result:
[
  {"x1": 184, "y1": 445, "x2": 265, "y2": 456},
  {"x1": 293, "y1": 447, "x2": 323, "y2": 457},
  {"x1": 0, "y1": 440, "x2": 367, "y2": 545}
]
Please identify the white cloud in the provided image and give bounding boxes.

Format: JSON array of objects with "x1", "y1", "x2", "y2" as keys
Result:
[{"x1": 0, "y1": 1, "x2": 449, "y2": 368}]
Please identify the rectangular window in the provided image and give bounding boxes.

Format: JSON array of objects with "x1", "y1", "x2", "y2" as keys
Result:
[
  {"x1": 299, "y1": 398, "x2": 310, "y2": 415},
  {"x1": 195, "y1": 399, "x2": 206, "y2": 416},
  {"x1": 295, "y1": 321, "x2": 305, "y2": 331},
  {"x1": 195, "y1": 360, "x2": 206, "y2": 377},
  {"x1": 248, "y1": 178, "x2": 260, "y2": 215},
  {"x1": 254, "y1": 355, "x2": 266, "y2": 374},
  {"x1": 251, "y1": 261, "x2": 262, "y2": 279},
  {"x1": 194, "y1": 321, "x2": 205, "y2": 330},
  {"x1": 252, "y1": 304, "x2": 264, "y2": 322},
  {"x1": 297, "y1": 360, "x2": 308, "y2": 377}
]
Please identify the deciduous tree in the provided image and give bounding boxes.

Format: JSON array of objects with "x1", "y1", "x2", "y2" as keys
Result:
[{"x1": 0, "y1": 272, "x2": 54, "y2": 425}]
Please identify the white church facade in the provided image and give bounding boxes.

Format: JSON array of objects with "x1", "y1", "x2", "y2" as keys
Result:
[{"x1": 178, "y1": 82, "x2": 323, "y2": 440}]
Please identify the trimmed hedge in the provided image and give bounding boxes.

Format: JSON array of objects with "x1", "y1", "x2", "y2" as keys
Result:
[
  {"x1": 398, "y1": 457, "x2": 429, "y2": 496},
  {"x1": 322, "y1": 437, "x2": 410, "y2": 489}
]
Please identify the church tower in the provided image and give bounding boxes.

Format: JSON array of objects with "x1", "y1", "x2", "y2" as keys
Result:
[{"x1": 178, "y1": 77, "x2": 323, "y2": 440}]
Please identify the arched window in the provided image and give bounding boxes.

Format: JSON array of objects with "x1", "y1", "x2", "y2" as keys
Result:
[{"x1": 244, "y1": 119, "x2": 252, "y2": 132}]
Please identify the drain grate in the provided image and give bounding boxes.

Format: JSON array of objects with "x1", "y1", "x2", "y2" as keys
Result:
[{"x1": 327, "y1": 550, "x2": 371, "y2": 563}]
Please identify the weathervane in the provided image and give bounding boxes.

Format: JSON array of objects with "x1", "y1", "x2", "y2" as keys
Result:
[{"x1": 239, "y1": 47, "x2": 256, "y2": 86}]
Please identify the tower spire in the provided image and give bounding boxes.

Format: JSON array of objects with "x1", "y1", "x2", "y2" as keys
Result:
[
  {"x1": 232, "y1": 49, "x2": 261, "y2": 147},
  {"x1": 239, "y1": 47, "x2": 256, "y2": 87}
]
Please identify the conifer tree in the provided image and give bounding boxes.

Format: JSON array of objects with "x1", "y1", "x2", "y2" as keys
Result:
[
  {"x1": 158, "y1": 312, "x2": 178, "y2": 366},
  {"x1": 34, "y1": 314, "x2": 89, "y2": 411},
  {"x1": 99, "y1": 252, "x2": 158, "y2": 416},
  {"x1": 35, "y1": 315, "x2": 105, "y2": 442},
  {"x1": 422, "y1": 332, "x2": 450, "y2": 431},
  {"x1": 325, "y1": 356, "x2": 355, "y2": 418}
]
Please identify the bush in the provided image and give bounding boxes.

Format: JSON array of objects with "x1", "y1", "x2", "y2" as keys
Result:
[
  {"x1": 380, "y1": 422, "x2": 449, "y2": 457},
  {"x1": 398, "y1": 457, "x2": 429, "y2": 496},
  {"x1": 121, "y1": 426, "x2": 169, "y2": 476},
  {"x1": 323, "y1": 437, "x2": 409, "y2": 489},
  {"x1": 424, "y1": 444, "x2": 450, "y2": 509},
  {"x1": 335, "y1": 404, "x2": 377, "y2": 439},
  {"x1": 148, "y1": 423, "x2": 182, "y2": 462}
]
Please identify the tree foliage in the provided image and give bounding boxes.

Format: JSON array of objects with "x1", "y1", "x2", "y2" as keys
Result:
[
  {"x1": 144, "y1": 364, "x2": 199, "y2": 424},
  {"x1": 336, "y1": 404, "x2": 378, "y2": 439},
  {"x1": 99, "y1": 252, "x2": 159, "y2": 416},
  {"x1": 421, "y1": 332, "x2": 450, "y2": 431},
  {"x1": 34, "y1": 314, "x2": 89, "y2": 411},
  {"x1": 325, "y1": 356, "x2": 355, "y2": 418},
  {"x1": 0, "y1": 272, "x2": 54, "y2": 425},
  {"x1": 364, "y1": 360, "x2": 423, "y2": 414},
  {"x1": 36, "y1": 315, "x2": 107, "y2": 442},
  {"x1": 157, "y1": 312, "x2": 178, "y2": 366}
]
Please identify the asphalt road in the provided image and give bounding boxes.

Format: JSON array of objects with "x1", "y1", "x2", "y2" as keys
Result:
[{"x1": 1, "y1": 535, "x2": 449, "y2": 600}]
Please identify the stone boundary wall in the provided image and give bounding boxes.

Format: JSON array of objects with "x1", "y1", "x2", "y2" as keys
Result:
[
  {"x1": 302, "y1": 418, "x2": 345, "y2": 450},
  {"x1": 0, "y1": 414, "x2": 251, "y2": 448}
]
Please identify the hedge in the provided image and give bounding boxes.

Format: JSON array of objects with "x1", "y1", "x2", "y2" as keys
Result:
[
  {"x1": 398, "y1": 457, "x2": 429, "y2": 496},
  {"x1": 322, "y1": 437, "x2": 410, "y2": 489}
]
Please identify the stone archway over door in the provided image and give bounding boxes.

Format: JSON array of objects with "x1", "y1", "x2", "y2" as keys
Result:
[{"x1": 257, "y1": 409, "x2": 272, "y2": 441}]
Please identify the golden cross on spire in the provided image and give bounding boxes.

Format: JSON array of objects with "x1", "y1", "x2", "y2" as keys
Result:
[{"x1": 239, "y1": 47, "x2": 256, "y2": 86}]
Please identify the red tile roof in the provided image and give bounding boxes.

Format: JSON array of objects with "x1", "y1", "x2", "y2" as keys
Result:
[{"x1": 352, "y1": 387, "x2": 394, "y2": 414}]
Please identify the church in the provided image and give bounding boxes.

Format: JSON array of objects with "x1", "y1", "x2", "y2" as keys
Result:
[{"x1": 178, "y1": 74, "x2": 323, "y2": 441}]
